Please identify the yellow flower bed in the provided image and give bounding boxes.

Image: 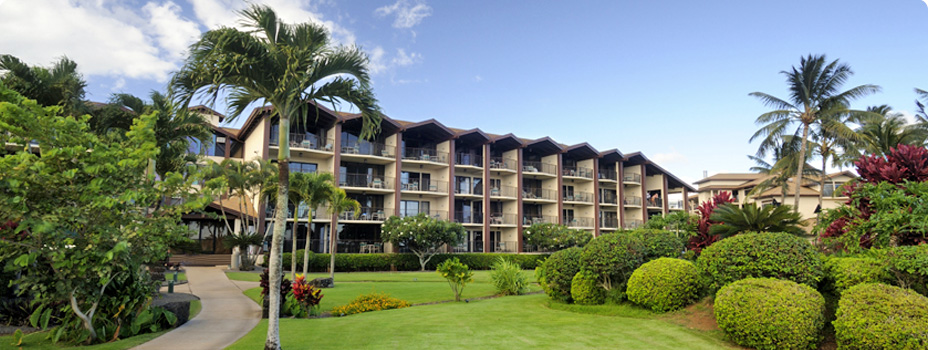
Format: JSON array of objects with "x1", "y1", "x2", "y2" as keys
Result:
[{"x1": 331, "y1": 293, "x2": 411, "y2": 316}]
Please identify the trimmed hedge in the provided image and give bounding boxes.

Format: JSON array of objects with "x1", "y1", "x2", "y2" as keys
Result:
[
  {"x1": 697, "y1": 232, "x2": 823, "y2": 293},
  {"x1": 626, "y1": 258, "x2": 700, "y2": 312},
  {"x1": 570, "y1": 271, "x2": 606, "y2": 305},
  {"x1": 537, "y1": 247, "x2": 583, "y2": 302},
  {"x1": 277, "y1": 251, "x2": 549, "y2": 272},
  {"x1": 834, "y1": 283, "x2": 928, "y2": 349},
  {"x1": 822, "y1": 257, "x2": 890, "y2": 296},
  {"x1": 715, "y1": 278, "x2": 826, "y2": 350},
  {"x1": 579, "y1": 232, "x2": 646, "y2": 297},
  {"x1": 629, "y1": 229, "x2": 685, "y2": 260}
]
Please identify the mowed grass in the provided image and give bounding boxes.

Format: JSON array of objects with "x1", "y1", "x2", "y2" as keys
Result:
[
  {"x1": 226, "y1": 270, "x2": 521, "y2": 283},
  {"x1": 227, "y1": 294, "x2": 735, "y2": 350},
  {"x1": 238, "y1": 270, "x2": 541, "y2": 313}
]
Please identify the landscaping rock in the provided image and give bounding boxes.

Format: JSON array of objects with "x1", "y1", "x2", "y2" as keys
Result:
[
  {"x1": 152, "y1": 292, "x2": 199, "y2": 326},
  {"x1": 310, "y1": 277, "x2": 334, "y2": 288}
]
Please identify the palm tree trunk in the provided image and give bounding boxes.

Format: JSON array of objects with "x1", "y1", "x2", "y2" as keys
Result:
[
  {"x1": 291, "y1": 201, "x2": 299, "y2": 280},
  {"x1": 303, "y1": 208, "x2": 314, "y2": 275},
  {"x1": 819, "y1": 151, "x2": 827, "y2": 220},
  {"x1": 265, "y1": 118, "x2": 289, "y2": 350},
  {"x1": 329, "y1": 212, "x2": 338, "y2": 281},
  {"x1": 794, "y1": 123, "x2": 810, "y2": 213}
]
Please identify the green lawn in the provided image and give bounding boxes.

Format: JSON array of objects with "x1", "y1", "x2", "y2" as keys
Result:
[
  {"x1": 227, "y1": 294, "x2": 735, "y2": 350},
  {"x1": 227, "y1": 270, "x2": 532, "y2": 283}
]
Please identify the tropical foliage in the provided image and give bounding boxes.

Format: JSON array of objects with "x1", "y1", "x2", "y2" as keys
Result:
[
  {"x1": 687, "y1": 191, "x2": 735, "y2": 253},
  {"x1": 0, "y1": 54, "x2": 88, "y2": 117},
  {"x1": 381, "y1": 213, "x2": 466, "y2": 271},
  {"x1": 326, "y1": 188, "x2": 360, "y2": 279},
  {"x1": 708, "y1": 203, "x2": 805, "y2": 237},
  {"x1": 436, "y1": 258, "x2": 474, "y2": 302},
  {"x1": 522, "y1": 223, "x2": 592, "y2": 252}
]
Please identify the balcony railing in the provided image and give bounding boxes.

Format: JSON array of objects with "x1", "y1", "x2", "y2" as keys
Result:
[
  {"x1": 598, "y1": 169, "x2": 618, "y2": 181},
  {"x1": 300, "y1": 239, "x2": 384, "y2": 254},
  {"x1": 454, "y1": 186, "x2": 484, "y2": 196},
  {"x1": 270, "y1": 132, "x2": 334, "y2": 152},
  {"x1": 624, "y1": 196, "x2": 642, "y2": 206},
  {"x1": 522, "y1": 243, "x2": 551, "y2": 253},
  {"x1": 564, "y1": 217, "x2": 594, "y2": 227},
  {"x1": 624, "y1": 220, "x2": 644, "y2": 230},
  {"x1": 490, "y1": 241, "x2": 517, "y2": 253},
  {"x1": 600, "y1": 192, "x2": 618, "y2": 205},
  {"x1": 669, "y1": 200, "x2": 684, "y2": 210},
  {"x1": 403, "y1": 147, "x2": 448, "y2": 164},
  {"x1": 522, "y1": 161, "x2": 557, "y2": 175},
  {"x1": 399, "y1": 210, "x2": 447, "y2": 220},
  {"x1": 454, "y1": 153, "x2": 483, "y2": 167},
  {"x1": 401, "y1": 179, "x2": 448, "y2": 193},
  {"x1": 452, "y1": 240, "x2": 485, "y2": 253},
  {"x1": 489, "y1": 186, "x2": 518, "y2": 198},
  {"x1": 338, "y1": 207, "x2": 393, "y2": 221},
  {"x1": 489, "y1": 157, "x2": 517, "y2": 171},
  {"x1": 600, "y1": 217, "x2": 619, "y2": 228},
  {"x1": 564, "y1": 191, "x2": 594, "y2": 203},
  {"x1": 341, "y1": 141, "x2": 395, "y2": 158},
  {"x1": 266, "y1": 204, "x2": 332, "y2": 220},
  {"x1": 340, "y1": 173, "x2": 394, "y2": 190},
  {"x1": 523, "y1": 187, "x2": 557, "y2": 201},
  {"x1": 562, "y1": 166, "x2": 594, "y2": 179},
  {"x1": 488, "y1": 213, "x2": 517, "y2": 225},
  {"x1": 624, "y1": 173, "x2": 642, "y2": 183},
  {"x1": 453, "y1": 211, "x2": 484, "y2": 224},
  {"x1": 647, "y1": 198, "x2": 663, "y2": 208},
  {"x1": 522, "y1": 215, "x2": 558, "y2": 225}
]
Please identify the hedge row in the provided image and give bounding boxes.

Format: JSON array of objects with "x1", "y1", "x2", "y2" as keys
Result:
[{"x1": 271, "y1": 251, "x2": 549, "y2": 272}]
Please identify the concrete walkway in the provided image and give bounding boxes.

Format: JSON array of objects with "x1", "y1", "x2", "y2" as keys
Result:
[{"x1": 135, "y1": 267, "x2": 261, "y2": 350}]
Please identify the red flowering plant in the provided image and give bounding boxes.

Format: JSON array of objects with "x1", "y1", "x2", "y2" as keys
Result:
[
  {"x1": 687, "y1": 191, "x2": 735, "y2": 254},
  {"x1": 291, "y1": 274, "x2": 324, "y2": 317},
  {"x1": 816, "y1": 144, "x2": 928, "y2": 251}
]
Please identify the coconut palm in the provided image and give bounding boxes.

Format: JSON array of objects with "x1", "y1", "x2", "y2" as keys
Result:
[
  {"x1": 748, "y1": 136, "x2": 820, "y2": 205},
  {"x1": 852, "y1": 105, "x2": 926, "y2": 157},
  {"x1": 708, "y1": 203, "x2": 805, "y2": 238},
  {"x1": 296, "y1": 172, "x2": 334, "y2": 275},
  {"x1": 811, "y1": 110, "x2": 863, "y2": 212},
  {"x1": 0, "y1": 54, "x2": 88, "y2": 116},
  {"x1": 326, "y1": 188, "x2": 360, "y2": 281},
  {"x1": 750, "y1": 54, "x2": 880, "y2": 212},
  {"x1": 170, "y1": 5, "x2": 381, "y2": 348}
]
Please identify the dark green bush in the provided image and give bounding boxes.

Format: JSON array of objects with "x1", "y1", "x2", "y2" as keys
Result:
[
  {"x1": 626, "y1": 258, "x2": 700, "y2": 312},
  {"x1": 696, "y1": 232, "x2": 823, "y2": 293},
  {"x1": 537, "y1": 247, "x2": 583, "y2": 302},
  {"x1": 715, "y1": 278, "x2": 826, "y2": 350},
  {"x1": 629, "y1": 229, "x2": 685, "y2": 261},
  {"x1": 834, "y1": 283, "x2": 928, "y2": 349},
  {"x1": 570, "y1": 271, "x2": 606, "y2": 305},
  {"x1": 579, "y1": 232, "x2": 646, "y2": 299},
  {"x1": 822, "y1": 257, "x2": 891, "y2": 296},
  {"x1": 278, "y1": 252, "x2": 549, "y2": 272},
  {"x1": 883, "y1": 245, "x2": 928, "y2": 296}
]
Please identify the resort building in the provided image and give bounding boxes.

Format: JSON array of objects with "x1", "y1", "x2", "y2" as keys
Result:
[
  {"x1": 690, "y1": 171, "x2": 858, "y2": 221},
  {"x1": 192, "y1": 105, "x2": 695, "y2": 254}
]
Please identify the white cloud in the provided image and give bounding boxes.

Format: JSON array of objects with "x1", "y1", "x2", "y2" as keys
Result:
[
  {"x1": 188, "y1": 0, "x2": 357, "y2": 45},
  {"x1": 143, "y1": 1, "x2": 201, "y2": 62},
  {"x1": 368, "y1": 46, "x2": 388, "y2": 74},
  {"x1": 474, "y1": 75, "x2": 483, "y2": 82},
  {"x1": 392, "y1": 49, "x2": 422, "y2": 66},
  {"x1": 375, "y1": 0, "x2": 432, "y2": 29}
]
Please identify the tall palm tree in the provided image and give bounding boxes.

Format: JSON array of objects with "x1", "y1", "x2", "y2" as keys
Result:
[
  {"x1": 748, "y1": 136, "x2": 820, "y2": 205},
  {"x1": 327, "y1": 188, "x2": 360, "y2": 281},
  {"x1": 811, "y1": 110, "x2": 862, "y2": 212},
  {"x1": 853, "y1": 105, "x2": 926, "y2": 157},
  {"x1": 170, "y1": 6, "x2": 381, "y2": 348},
  {"x1": 0, "y1": 54, "x2": 88, "y2": 116},
  {"x1": 297, "y1": 172, "x2": 334, "y2": 275},
  {"x1": 750, "y1": 54, "x2": 880, "y2": 212}
]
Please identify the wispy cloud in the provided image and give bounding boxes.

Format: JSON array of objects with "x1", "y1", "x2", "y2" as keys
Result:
[
  {"x1": 375, "y1": 0, "x2": 432, "y2": 29},
  {"x1": 392, "y1": 49, "x2": 423, "y2": 66},
  {"x1": 474, "y1": 75, "x2": 483, "y2": 82}
]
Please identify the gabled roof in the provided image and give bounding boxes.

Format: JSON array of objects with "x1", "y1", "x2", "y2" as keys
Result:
[
  {"x1": 599, "y1": 149, "x2": 624, "y2": 163},
  {"x1": 564, "y1": 143, "x2": 599, "y2": 160},
  {"x1": 523, "y1": 137, "x2": 563, "y2": 156},
  {"x1": 622, "y1": 152, "x2": 696, "y2": 192},
  {"x1": 455, "y1": 128, "x2": 491, "y2": 145},
  {"x1": 693, "y1": 173, "x2": 763, "y2": 185},
  {"x1": 490, "y1": 133, "x2": 523, "y2": 152},
  {"x1": 189, "y1": 105, "x2": 226, "y2": 122},
  {"x1": 623, "y1": 152, "x2": 648, "y2": 166},
  {"x1": 401, "y1": 118, "x2": 455, "y2": 142},
  {"x1": 236, "y1": 102, "x2": 345, "y2": 140},
  {"x1": 342, "y1": 113, "x2": 401, "y2": 136}
]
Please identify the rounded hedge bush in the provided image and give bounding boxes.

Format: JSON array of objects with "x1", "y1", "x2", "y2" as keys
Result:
[
  {"x1": 579, "y1": 232, "x2": 646, "y2": 298},
  {"x1": 570, "y1": 271, "x2": 606, "y2": 305},
  {"x1": 696, "y1": 232, "x2": 823, "y2": 293},
  {"x1": 626, "y1": 258, "x2": 700, "y2": 312},
  {"x1": 715, "y1": 278, "x2": 825, "y2": 350},
  {"x1": 537, "y1": 247, "x2": 583, "y2": 302},
  {"x1": 822, "y1": 257, "x2": 890, "y2": 296},
  {"x1": 834, "y1": 283, "x2": 928, "y2": 349},
  {"x1": 629, "y1": 229, "x2": 685, "y2": 261}
]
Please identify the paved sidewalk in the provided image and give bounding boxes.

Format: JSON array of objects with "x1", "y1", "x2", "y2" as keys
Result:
[{"x1": 135, "y1": 267, "x2": 261, "y2": 350}]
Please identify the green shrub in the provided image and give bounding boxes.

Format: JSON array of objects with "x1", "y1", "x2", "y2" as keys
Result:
[
  {"x1": 570, "y1": 271, "x2": 606, "y2": 305},
  {"x1": 629, "y1": 229, "x2": 685, "y2": 261},
  {"x1": 331, "y1": 293, "x2": 410, "y2": 316},
  {"x1": 278, "y1": 252, "x2": 549, "y2": 272},
  {"x1": 883, "y1": 245, "x2": 928, "y2": 296},
  {"x1": 697, "y1": 232, "x2": 823, "y2": 293},
  {"x1": 579, "y1": 232, "x2": 646, "y2": 299},
  {"x1": 834, "y1": 283, "x2": 928, "y2": 349},
  {"x1": 626, "y1": 258, "x2": 700, "y2": 312},
  {"x1": 523, "y1": 223, "x2": 592, "y2": 251},
  {"x1": 490, "y1": 257, "x2": 529, "y2": 296},
  {"x1": 715, "y1": 278, "x2": 826, "y2": 350},
  {"x1": 537, "y1": 247, "x2": 583, "y2": 302},
  {"x1": 822, "y1": 257, "x2": 890, "y2": 295},
  {"x1": 436, "y1": 257, "x2": 474, "y2": 302}
]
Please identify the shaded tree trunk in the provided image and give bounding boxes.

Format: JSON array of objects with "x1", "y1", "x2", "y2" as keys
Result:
[
  {"x1": 329, "y1": 214, "x2": 338, "y2": 281},
  {"x1": 303, "y1": 210, "x2": 314, "y2": 274},
  {"x1": 265, "y1": 118, "x2": 289, "y2": 350}
]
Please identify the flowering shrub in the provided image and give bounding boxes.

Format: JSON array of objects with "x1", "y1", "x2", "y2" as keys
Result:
[
  {"x1": 687, "y1": 192, "x2": 735, "y2": 253},
  {"x1": 523, "y1": 223, "x2": 592, "y2": 251},
  {"x1": 331, "y1": 293, "x2": 410, "y2": 316},
  {"x1": 437, "y1": 257, "x2": 474, "y2": 302},
  {"x1": 290, "y1": 274, "x2": 324, "y2": 317}
]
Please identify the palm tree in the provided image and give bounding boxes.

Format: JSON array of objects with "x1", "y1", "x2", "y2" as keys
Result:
[
  {"x1": 748, "y1": 136, "x2": 820, "y2": 205},
  {"x1": 708, "y1": 203, "x2": 805, "y2": 238},
  {"x1": 853, "y1": 105, "x2": 926, "y2": 157},
  {"x1": 326, "y1": 188, "x2": 360, "y2": 282},
  {"x1": 297, "y1": 173, "x2": 334, "y2": 275},
  {"x1": 750, "y1": 54, "x2": 880, "y2": 212},
  {"x1": 170, "y1": 6, "x2": 381, "y2": 348},
  {"x1": 0, "y1": 54, "x2": 88, "y2": 116},
  {"x1": 811, "y1": 110, "x2": 862, "y2": 212}
]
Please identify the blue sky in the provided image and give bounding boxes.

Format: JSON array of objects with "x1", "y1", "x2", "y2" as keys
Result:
[{"x1": 2, "y1": 0, "x2": 927, "y2": 185}]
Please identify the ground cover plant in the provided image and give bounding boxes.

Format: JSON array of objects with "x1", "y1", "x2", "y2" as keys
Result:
[{"x1": 330, "y1": 293, "x2": 410, "y2": 316}]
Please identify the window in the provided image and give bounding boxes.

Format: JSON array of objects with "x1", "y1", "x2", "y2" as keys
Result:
[
  {"x1": 290, "y1": 162, "x2": 317, "y2": 173},
  {"x1": 400, "y1": 200, "x2": 430, "y2": 217},
  {"x1": 563, "y1": 209, "x2": 575, "y2": 222},
  {"x1": 823, "y1": 182, "x2": 844, "y2": 197},
  {"x1": 563, "y1": 185, "x2": 575, "y2": 198},
  {"x1": 401, "y1": 171, "x2": 431, "y2": 188}
]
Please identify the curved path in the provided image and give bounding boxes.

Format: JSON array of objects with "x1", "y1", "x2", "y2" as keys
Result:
[{"x1": 134, "y1": 266, "x2": 261, "y2": 350}]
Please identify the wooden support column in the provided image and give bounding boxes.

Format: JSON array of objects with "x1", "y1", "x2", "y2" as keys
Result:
[
  {"x1": 592, "y1": 159, "x2": 600, "y2": 237},
  {"x1": 556, "y1": 153, "x2": 563, "y2": 225},
  {"x1": 617, "y1": 161, "x2": 624, "y2": 230},
  {"x1": 516, "y1": 148, "x2": 524, "y2": 253},
  {"x1": 640, "y1": 164, "x2": 648, "y2": 224},
  {"x1": 482, "y1": 143, "x2": 491, "y2": 253},
  {"x1": 662, "y1": 176, "x2": 669, "y2": 215}
]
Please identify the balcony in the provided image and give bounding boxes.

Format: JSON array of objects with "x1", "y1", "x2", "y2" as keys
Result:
[
  {"x1": 623, "y1": 173, "x2": 642, "y2": 184},
  {"x1": 623, "y1": 196, "x2": 642, "y2": 206},
  {"x1": 522, "y1": 243, "x2": 551, "y2": 253},
  {"x1": 563, "y1": 191, "x2": 594, "y2": 204},
  {"x1": 454, "y1": 186, "x2": 484, "y2": 196},
  {"x1": 270, "y1": 132, "x2": 334, "y2": 153},
  {"x1": 489, "y1": 157, "x2": 518, "y2": 172},
  {"x1": 303, "y1": 239, "x2": 384, "y2": 254},
  {"x1": 600, "y1": 217, "x2": 619, "y2": 229},
  {"x1": 340, "y1": 173, "x2": 394, "y2": 191},
  {"x1": 599, "y1": 193, "x2": 618, "y2": 205},
  {"x1": 341, "y1": 141, "x2": 395, "y2": 161},
  {"x1": 522, "y1": 215, "x2": 558, "y2": 226},
  {"x1": 647, "y1": 197, "x2": 663, "y2": 209},
  {"x1": 562, "y1": 166, "x2": 594, "y2": 179},
  {"x1": 669, "y1": 200, "x2": 685, "y2": 210},
  {"x1": 338, "y1": 207, "x2": 392, "y2": 222},
  {"x1": 624, "y1": 220, "x2": 644, "y2": 230},
  {"x1": 522, "y1": 187, "x2": 557, "y2": 201},
  {"x1": 490, "y1": 241, "x2": 517, "y2": 253},
  {"x1": 403, "y1": 147, "x2": 449, "y2": 165},
  {"x1": 399, "y1": 210, "x2": 448, "y2": 220},
  {"x1": 489, "y1": 213, "x2": 517, "y2": 225},
  {"x1": 452, "y1": 240, "x2": 485, "y2": 253},
  {"x1": 454, "y1": 153, "x2": 483, "y2": 168},
  {"x1": 598, "y1": 169, "x2": 618, "y2": 181},
  {"x1": 453, "y1": 211, "x2": 484, "y2": 225},
  {"x1": 564, "y1": 216, "x2": 594, "y2": 228},
  {"x1": 522, "y1": 161, "x2": 557, "y2": 176},
  {"x1": 489, "y1": 186, "x2": 518, "y2": 198},
  {"x1": 400, "y1": 179, "x2": 448, "y2": 195}
]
